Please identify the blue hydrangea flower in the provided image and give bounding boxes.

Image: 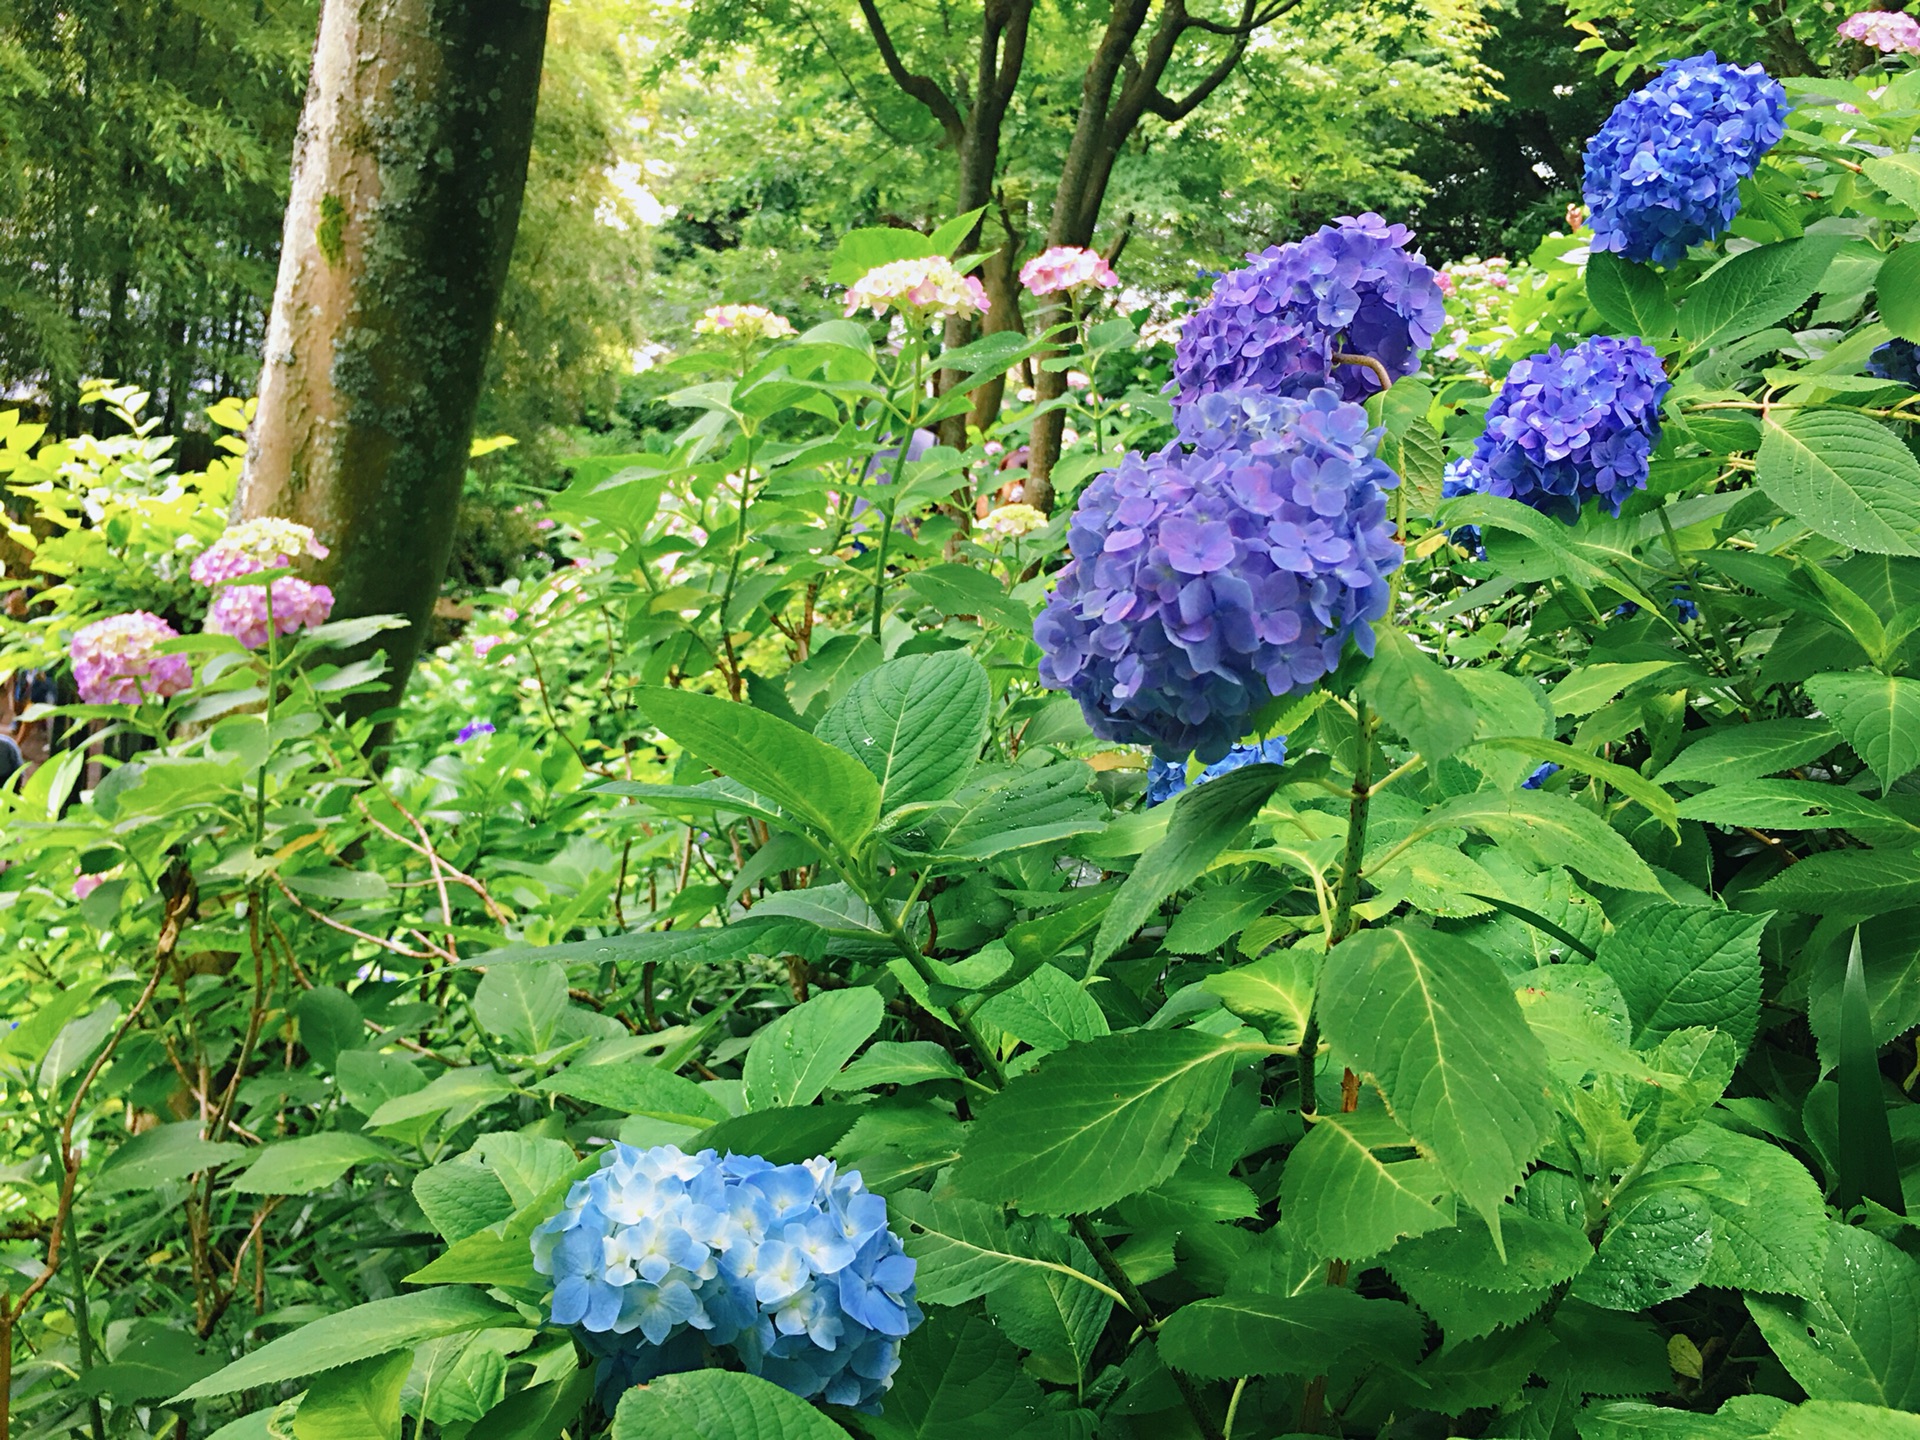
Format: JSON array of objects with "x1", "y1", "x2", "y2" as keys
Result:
[
  {"x1": 1035, "y1": 387, "x2": 1402, "y2": 761},
  {"x1": 457, "y1": 719, "x2": 495, "y2": 743},
  {"x1": 532, "y1": 1144, "x2": 920, "y2": 1413},
  {"x1": 1173, "y1": 215, "x2": 1446, "y2": 406},
  {"x1": 1582, "y1": 54, "x2": 1791, "y2": 266},
  {"x1": 1442, "y1": 335, "x2": 1670, "y2": 523},
  {"x1": 1146, "y1": 736, "x2": 1289, "y2": 807},
  {"x1": 1868, "y1": 339, "x2": 1920, "y2": 387},
  {"x1": 1522, "y1": 762, "x2": 1562, "y2": 790}
]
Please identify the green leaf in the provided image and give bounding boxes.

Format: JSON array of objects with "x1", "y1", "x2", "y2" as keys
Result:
[
  {"x1": 610, "y1": 1369, "x2": 845, "y2": 1439},
  {"x1": 1576, "y1": 1403, "x2": 1750, "y2": 1439},
  {"x1": 1318, "y1": 927, "x2": 1557, "y2": 1243},
  {"x1": 412, "y1": 1159, "x2": 515, "y2": 1242},
  {"x1": 901, "y1": 564, "x2": 1031, "y2": 633},
  {"x1": 950, "y1": 1029, "x2": 1241, "y2": 1214},
  {"x1": 1092, "y1": 760, "x2": 1285, "y2": 965},
  {"x1": 1879, "y1": 243, "x2": 1920, "y2": 343},
  {"x1": 1674, "y1": 780, "x2": 1914, "y2": 835},
  {"x1": 920, "y1": 762, "x2": 1105, "y2": 861},
  {"x1": 364, "y1": 1067, "x2": 515, "y2": 1131},
  {"x1": 1769, "y1": 1401, "x2": 1920, "y2": 1439},
  {"x1": 1595, "y1": 905, "x2": 1767, "y2": 1048},
  {"x1": 538, "y1": 1063, "x2": 730, "y2": 1127},
  {"x1": 1756, "y1": 409, "x2": 1920, "y2": 557},
  {"x1": 1357, "y1": 625, "x2": 1478, "y2": 763},
  {"x1": 1657, "y1": 719, "x2": 1838, "y2": 785},
  {"x1": 472, "y1": 1134, "x2": 580, "y2": 1209},
  {"x1": 94, "y1": 1122, "x2": 246, "y2": 1195},
  {"x1": 974, "y1": 963, "x2": 1108, "y2": 1053},
  {"x1": 291, "y1": 1350, "x2": 409, "y2": 1440},
  {"x1": 1570, "y1": 1189, "x2": 1713, "y2": 1311},
  {"x1": 1157, "y1": 1289, "x2": 1425, "y2": 1379},
  {"x1": 638, "y1": 684, "x2": 880, "y2": 852},
  {"x1": 1654, "y1": 1125, "x2": 1828, "y2": 1295},
  {"x1": 467, "y1": 917, "x2": 826, "y2": 970},
  {"x1": 1834, "y1": 930, "x2": 1907, "y2": 1214},
  {"x1": 985, "y1": 1230, "x2": 1114, "y2": 1390},
  {"x1": 741, "y1": 987, "x2": 884, "y2": 1110},
  {"x1": 815, "y1": 651, "x2": 990, "y2": 816},
  {"x1": 1420, "y1": 789, "x2": 1664, "y2": 892},
  {"x1": 231, "y1": 1134, "x2": 392, "y2": 1196},
  {"x1": 1755, "y1": 847, "x2": 1920, "y2": 917},
  {"x1": 472, "y1": 960, "x2": 567, "y2": 1052},
  {"x1": 1163, "y1": 877, "x2": 1288, "y2": 955},
  {"x1": 1389, "y1": 1209, "x2": 1593, "y2": 1293},
  {"x1": 827, "y1": 226, "x2": 937, "y2": 285},
  {"x1": 1807, "y1": 910, "x2": 1920, "y2": 1069},
  {"x1": 692, "y1": 1103, "x2": 857, "y2": 1164},
  {"x1": 1199, "y1": 952, "x2": 1316, "y2": 1046},
  {"x1": 1279, "y1": 1110, "x2": 1457, "y2": 1262},
  {"x1": 1865, "y1": 151, "x2": 1920, "y2": 211},
  {"x1": 1587, "y1": 252, "x2": 1678, "y2": 339},
  {"x1": 1468, "y1": 737, "x2": 1679, "y2": 831},
  {"x1": 1679, "y1": 235, "x2": 1842, "y2": 350},
  {"x1": 862, "y1": 1311, "x2": 1058, "y2": 1440},
  {"x1": 465, "y1": 1370, "x2": 593, "y2": 1440},
  {"x1": 1805, "y1": 671, "x2": 1920, "y2": 792},
  {"x1": 829, "y1": 1039, "x2": 965, "y2": 1091},
  {"x1": 293, "y1": 987, "x2": 366, "y2": 1070},
  {"x1": 172, "y1": 1289, "x2": 513, "y2": 1401},
  {"x1": 1747, "y1": 1223, "x2": 1920, "y2": 1407}
]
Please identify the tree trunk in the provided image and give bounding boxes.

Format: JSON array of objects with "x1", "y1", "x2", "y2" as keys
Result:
[{"x1": 238, "y1": 0, "x2": 550, "y2": 713}]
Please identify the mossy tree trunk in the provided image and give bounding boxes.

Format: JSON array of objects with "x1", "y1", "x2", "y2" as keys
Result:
[{"x1": 239, "y1": 0, "x2": 550, "y2": 710}]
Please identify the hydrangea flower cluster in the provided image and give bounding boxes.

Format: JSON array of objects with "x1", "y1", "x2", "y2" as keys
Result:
[
  {"x1": 978, "y1": 503, "x2": 1047, "y2": 540},
  {"x1": 457, "y1": 719, "x2": 495, "y2": 743},
  {"x1": 1019, "y1": 246, "x2": 1119, "y2": 297},
  {"x1": 188, "y1": 517, "x2": 329, "y2": 586},
  {"x1": 1035, "y1": 387, "x2": 1402, "y2": 760},
  {"x1": 843, "y1": 257, "x2": 989, "y2": 322},
  {"x1": 1580, "y1": 54, "x2": 1791, "y2": 266},
  {"x1": 1868, "y1": 338, "x2": 1920, "y2": 387},
  {"x1": 1172, "y1": 214, "x2": 1446, "y2": 406},
  {"x1": 533, "y1": 1144, "x2": 920, "y2": 1413},
  {"x1": 192, "y1": 518, "x2": 335, "y2": 649},
  {"x1": 1146, "y1": 735, "x2": 1288, "y2": 807},
  {"x1": 1839, "y1": 9, "x2": 1920, "y2": 52},
  {"x1": 694, "y1": 304, "x2": 797, "y2": 340},
  {"x1": 70, "y1": 612, "x2": 192, "y2": 705},
  {"x1": 1441, "y1": 335, "x2": 1670, "y2": 522}
]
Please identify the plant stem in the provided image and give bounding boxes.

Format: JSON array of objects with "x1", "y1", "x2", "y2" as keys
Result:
[
  {"x1": 718, "y1": 429, "x2": 758, "y2": 699},
  {"x1": 61, "y1": 1202, "x2": 106, "y2": 1440},
  {"x1": 1296, "y1": 699, "x2": 1375, "y2": 1118}
]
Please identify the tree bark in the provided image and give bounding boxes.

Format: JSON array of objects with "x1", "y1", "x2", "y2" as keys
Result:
[{"x1": 238, "y1": 0, "x2": 550, "y2": 712}]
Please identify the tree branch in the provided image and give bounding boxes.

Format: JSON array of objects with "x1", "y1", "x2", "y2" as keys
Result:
[{"x1": 855, "y1": 0, "x2": 965, "y2": 142}]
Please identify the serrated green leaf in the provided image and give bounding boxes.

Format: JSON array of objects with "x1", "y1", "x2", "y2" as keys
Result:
[
  {"x1": 1420, "y1": 789, "x2": 1664, "y2": 892},
  {"x1": 816, "y1": 651, "x2": 990, "y2": 815},
  {"x1": 1756, "y1": 409, "x2": 1920, "y2": 557},
  {"x1": 1769, "y1": 1401, "x2": 1920, "y2": 1439},
  {"x1": 1748, "y1": 1223, "x2": 1920, "y2": 1408},
  {"x1": 1588, "y1": 251, "x2": 1679, "y2": 339},
  {"x1": 1279, "y1": 1110, "x2": 1457, "y2": 1262},
  {"x1": 864, "y1": 1311, "x2": 1059, "y2": 1440},
  {"x1": 1571, "y1": 1190, "x2": 1712, "y2": 1311},
  {"x1": 1200, "y1": 951, "x2": 1316, "y2": 1046},
  {"x1": 94, "y1": 1122, "x2": 247, "y2": 1195},
  {"x1": 1319, "y1": 927, "x2": 1557, "y2": 1243},
  {"x1": 231, "y1": 1134, "x2": 392, "y2": 1196},
  {"x1": 1358, "y1": 625, "x2": 1478, "y2": 762},
  {"x1": 1654, "y1": 1125, "x2": 1828, "y2": 1295},
  {"x1": 1468, "y1": 737, "x2": 1678, "y2": 831},
  {"x1": 1157, "y1": 1288, "x2": 1425, "y2": 1379},
  {"x1": 1388, "y1": 1210, "x2": 1593, "y2": 1293},
  {"x1": 1675, "y1": 780, "x2": 1914, "y2": 835},
  {"x1": 1680, "y1": 235, "x2": 1842, "y2": 350},
  {"x1": 1657, "y1": 719, "x2": 1839, "y2": 785},
  {"x1": 1879, "y1": 244, "x2": 1920, "y2": 343},
  {"x1": 1755, "y1": 847, "x2": 1920, "y2": 917},
  {"x1": 1595, "y1": 905, "x2": 1767, "y2": 1048},
  {"x1": 950, "y1": 1029, "x2": 1240, "y2": 1214},
  {"x1": 172, "y1": 1290, "x2": 513, "y2": 1401},
  {"x1": 292, "y1": 1350, "x2": 409, "y2": 1440},
  {"x1": 1805, "y1": 671, "x2": 1920, "y2": 791},
  {"x1": 472, "y1": 960, "x2": 567, "y2": 1053},
  {"x1": 538, "y1": 1063, "x2": 729, "y2": 1127},
  {"x1": 610, "y1": 1369, "x2": 845, "y2": 1439},
  {"x1": 741, "y1": 987, "x2": 883, "y2": 1110}
]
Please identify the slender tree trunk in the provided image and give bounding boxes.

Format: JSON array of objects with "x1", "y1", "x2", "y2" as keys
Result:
[{"x1": 238, "y1": 0, "x2": 550, "y2": 713}]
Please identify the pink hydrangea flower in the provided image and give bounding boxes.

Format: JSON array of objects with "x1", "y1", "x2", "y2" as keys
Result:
[
  {"x1": 1436, "y1": 271, "x2": 1456, "y2": 296},
  {"x1": 206, "y1": 577, "x2": 334, "y2": 650},
  {"x1": 1018, "y1": 246, "x2": 1119, "y2": 297},
  {"x1": 473, "y1": 634, "x2": 506, "y2": 660},
  {"x1": 73, "y1": 874, "x2": 104, "y2": 901},
  {"x1": 70, "y1": 611, "x2": 193, "y2": 705},
  {"x1": 1839, "y1": 9, "x2": 1920, "y2": 51},
  {"x1": 843, "y1": 257, "x2": 989, "y2": 321},
  {"x1": 694, "y1": 304, "x2": 796, "y2": 340},
  {"x1": 191, "y1": 518, "x2": 329, "y2": 586}
]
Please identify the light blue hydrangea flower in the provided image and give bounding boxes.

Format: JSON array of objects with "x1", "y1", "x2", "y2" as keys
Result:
[
  {"x1": 1035, "y1": 387, "x2": 1401, "y2": 761},
  {"x1": 1146, "y1": 735, "x2": 1289, "y2": 807},
  {"x1": 532, "y1": 1144, "x2": 920, "y2": 1413},
  {"x1": 1582, "y1": 53, "x2": 1790, "y2": 266}
]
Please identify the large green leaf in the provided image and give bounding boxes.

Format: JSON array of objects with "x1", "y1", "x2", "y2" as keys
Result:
[
  {"x1": 1769, "y1": 1401, "x2": 1920, "y2": 1439},
  {"x1": 1748, "y1": 1223, "x2": 1920, "y2": 1408},
  {"x1": 950, "y1": 1029, "x2": 1241, "y2": 1214},
  {"x1": 472, "y1": 960, "x2": 567, "y2": 1052},
  {"x1": 1805, "y1": 671, "x2": 1920, "y2": 791},
  {"x1": 983, "y1": 1230, "x2": 1114, "y2": 1390},
  {"x1": 815, "y1": 651, "x2": 990, "y2": 815},
  {"x1": 610, "y1": 1369, "x2": 844, "y2": 1439},
  {"x1": 1755, "y1": 847, "x2": 1920, "y2": 917},
  {"x1": 1679, "y1": 235, "x2": 1842, "y2": 350},
  {"x1": 1756, "y1": 409, "x2": 1920, "y2": 557},
  {"x1": 740, "y1": 986, "x2": 883, "y2": 1110},
  {"x1": 537, "y1": 1062, "x2": 730, "y2": 1127},
  {"x1": 1657, "y1": 719, "x2": 1838, "y2": 785},
  {"x1": 1880, "y1": 243, "x2": 1920, "y2": 343},
  {"x1": 1570, "y1": 1189, "x2": 1713, "y2": 1311},
  {"x1": 1318, "y1": 927, "x2": 1556, "y2": 1241},
  {"x1": 1674, "y1": 780, "x2": 1914, "y2": 836},
  {"x1": 1420, "y1": 789, "x2": 1663, "y2": 892},
  {"x1": 1357, "y1": 625, "x2": 1477, "y2": 763},
  {"x1": 1654, "y1": 1125, "x2": 1828, "y2": 1295},
  {"x1": 1587, "y1": 251, "x2": 1678, "y2": 339},
  {"x1": 466, "y1": 916, "x2": 827, "y2": 970},
  {"x1": 917, "y1": 762, "x2": 1104, "y2": 861},
  {"x1": 638, "y1": 684, "x2": 880, "y2": 851},
  {"x1": 1279, "y1": 1110, "x2": 1456, "y2": 1262},
  {"x1": 1157, "y1": 1288, "x2": 1425, "y2": 1379},
  {"x1": 231, "y1": 1134, "x2": 393, "y2": 1196},
  {"x1": 1199, "y1": 951, "x2": 1316, "y2": 1046},
  {"x1": 94, "y1": 1122, "x2": 246, "y2": 1195},
  {"x1": 173, "y1": 1289, "x2": 514, "y2": 1400},
  {"x1": 1388, "y1": 1209, "x2": 1593, "y2": 1293},
  {"x1": 291, "y1": 1351, "x2": 409, "y2": 1440},
  {"x1": 901, "y1": 563, "x2": 1032, "y2": 633},
  {"x1": 1595, "y1": 905, "x2": 1767, "y2": 1048},
  {"x1": 1091, "y1": 761, "x2": 1285, "y2": 966},
  {"x1": 863, "y1": 1311, "x2": 1059, "y2": 1440}
]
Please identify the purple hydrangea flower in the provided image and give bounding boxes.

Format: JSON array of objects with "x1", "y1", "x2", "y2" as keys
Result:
[
  {"x1": 1036, "y1": 387, "x2": 1402, "y2": 761},
  {"x1": 1442, "y1": 335, "x2": 1670, "y2": 523},
  {"x1": 458, "y1": 720, "x2": 496, "y2": 743},
  {"x1": 1173, "y1": 214, "x2": 1446, "y2": 407},
  {"x1": 1868, "y1": 339, "x2": 1920, "y2": 387},
  {"x1": 1582, "y1": 54, "x2": 1791, "y2": 266},
  {"x1": 532, "y1": 1144, "x2": 919, "y2": 1413},
  {"x1": 1146, "y1": 735, "x2": 1289, "y2": 807},
  {"x1": 1522, "y1": 762, "x2": 1562, "y2": 790}
]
